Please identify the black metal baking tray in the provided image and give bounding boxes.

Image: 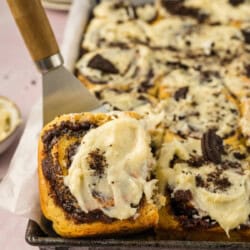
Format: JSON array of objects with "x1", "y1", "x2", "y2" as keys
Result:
[
  {"x1": 25, "y1": 0, "x2": 250, "y2": 249},
  {"x1": 25, "y1": 219, "x2": 250, "y2": 250}
]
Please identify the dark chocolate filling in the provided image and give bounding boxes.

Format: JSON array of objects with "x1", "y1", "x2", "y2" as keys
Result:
[
  {"x1": 166, "y1": 61, "x2": 189, "y2": 70},
  {"x1": 65, "y1": 141, "x2": 81, "y2": 169},
  {"x1": 195, "y1": 171, "x2": 232, "y2": 192},
  {"x1": 167, "y1": 188, "x2": 217, "y2": 229}
]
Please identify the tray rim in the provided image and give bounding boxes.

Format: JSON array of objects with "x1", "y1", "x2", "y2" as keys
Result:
[{"x1": 25, "y1": 220, "x2": 250, "y2": 249}]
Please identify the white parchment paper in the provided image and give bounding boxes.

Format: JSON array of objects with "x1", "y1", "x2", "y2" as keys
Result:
[{"x1": 0, "y1": 0, "x2": 93, "y2": 224}]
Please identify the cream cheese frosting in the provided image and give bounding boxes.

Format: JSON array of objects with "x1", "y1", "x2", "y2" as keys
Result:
[
  {"x1": 64, "y1": 116, "x2": 157, "y2": 220},
  {"x1": 146, "y1": 19, "x2": 243, "y2": 55},
  {"x1": 158, "y1": 136, "x2": 250, "y2": 235},
  {"x1": 184, "y1": 0, "x2": 250, "y2": 24},
  {"x1": 0, "y1": 98, "x2": 21, "y2": 141},
  {"x1": 0, "y1": 109, "x2": 11, "y2": 141}
]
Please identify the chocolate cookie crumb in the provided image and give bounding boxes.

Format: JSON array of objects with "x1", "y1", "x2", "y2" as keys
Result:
[
  {"x1": 245, "y1": 64, "x2": 250, "y2": 77},
  {"x1": 201, "y1": 130, "x2": 224, "y2": 164},
  {"x1": 195, "y1": 175, "x2": 205, "y2": 188},
  {"x1": 169, "y1": 154, "x2": 181, "y2": 168},
  {"x1": 242, "y1": 29, "x2": 250, "y2": 44},
  {"x1": 233, "y1": 152, "x2": 246, "y2": 160},
  {"x1": 87, "y1": 148, "x2": 108, "y2": 175},
  {"x1": 174, "y1": 86, "x2": 189, "y2": 101},
  {"x1": 229, "y1": 0, "x2": 245, "y2": 6},
  {"x1": 174, "y1": 190, "x2": 192, "y2": 202},
  {"x1": 214, "y1": 177, "x2": 231, "y2": 191},
  {"x1": 88, "y1": 54, "x2": 119, "y2": 74},
  {"x1": 221, "y1": 160, "x2": 241, "y2": 170},
  {"x1": 162, "y1": 0, "x2": 208, "y2": 23},
  {"x1": 187, "y1": 156, "x2": 205, "y2": 167}
]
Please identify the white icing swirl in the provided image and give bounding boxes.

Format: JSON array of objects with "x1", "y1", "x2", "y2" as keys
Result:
[{"x1": 64, "y1": 116, "x2": 156, "y2": 220}]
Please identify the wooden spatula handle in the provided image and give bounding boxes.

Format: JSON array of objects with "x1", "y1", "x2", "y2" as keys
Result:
[{"x1": 7, "y1": 0, "x2": 59, "y2": 62}]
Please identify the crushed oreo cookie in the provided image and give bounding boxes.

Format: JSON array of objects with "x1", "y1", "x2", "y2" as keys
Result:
[
  {"x1": 88, "y1": 54, "x2": 119, "y2": 74},
  {"x1": 187, "y1": 155, "x2": 205, "y2": 167},
  {"x1": 201, "y1": 70, "x2": 220, "y2": 82},
  {"x1": 169, "y1": 154, "x2": 183, "y2": 168},
  {"x1": 125, "y1": 6, "x2": 137, "y2": 19},
  {"x1": 174, "y1": 86, "x2": 189, "y2": 101},
  {"x1": 207, "y1": 171, "x2": 231, "y2": 191},
  {"x1": 195, "y1": 175, "x2": 205, "y2": 188},
  {"x1": 87, "y1": 148, "x2": 108, "y2": 175},
  {"x1": 166, "y1": 61, "x2": 189, "y2": 70},
  {"x1": 242, "y1": 29, "x2": 250, "y2": 44},
  {"x1": 161, "y1": 0, "x2": 208, "y2": 23},
  {"x1": 196, "y1": 171, "x2": 232, "y2": 192},
  {"x1": 201, "y1": 130, "x2": 224, "y2": 164},
  {"x1": 108, "y1": 42, "x2": 130, "y2": 49},
  {"x1": 245, "y1": 64, "x2": 250, "y2": 77},
  {"x1": 221, "y1": 160, "x2": 242, "y2": 171},
  {"x1": 174, "y1": 190, "x2": 192, "y2": 202},
  {"x1": 229, "y1": 0, "x2": 245, "y2": 6},
  {"x1": 168, "y1": 187, "x2": 216, "y2": 229}
]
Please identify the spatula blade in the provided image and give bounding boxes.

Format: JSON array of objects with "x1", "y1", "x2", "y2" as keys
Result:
[{"x1": 43, "y1": 66, "x2": 100, "y2": 124}]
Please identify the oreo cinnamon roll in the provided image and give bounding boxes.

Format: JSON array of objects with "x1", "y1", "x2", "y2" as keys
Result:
[
  {"x1": 38, "y1": 112, "x2": 160, "y2": 237},
  {"x1": 158, "y1": 68, "x2": 240, "y2": 139},
  {"x1": 76, "y1": 47, "x2": 152, "y2": 94},
  {"x1": 157, "y1": 130, "x2": 250, "y2": 240}
]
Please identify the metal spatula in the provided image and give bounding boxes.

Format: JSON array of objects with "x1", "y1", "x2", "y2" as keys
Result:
[{"x1": 7, "y1": 0, "x2": 101, "y2": 125}]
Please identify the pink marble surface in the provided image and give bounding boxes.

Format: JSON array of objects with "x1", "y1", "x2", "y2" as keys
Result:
[{"x1": 0, "y1": 1, "x2": 68, "y2": 249}]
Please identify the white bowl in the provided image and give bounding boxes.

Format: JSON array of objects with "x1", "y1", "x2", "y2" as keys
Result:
[{"x1": 0, "y1": 96, "x2": 22, "y2": 154}]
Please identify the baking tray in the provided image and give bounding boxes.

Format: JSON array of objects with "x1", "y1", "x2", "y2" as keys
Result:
[
  {"x1": 25, "y1": 0, "x2": 250, "y2": 249},
  {"x1": 25, "y1": 219, "x2": 250, "y2": 250}
]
